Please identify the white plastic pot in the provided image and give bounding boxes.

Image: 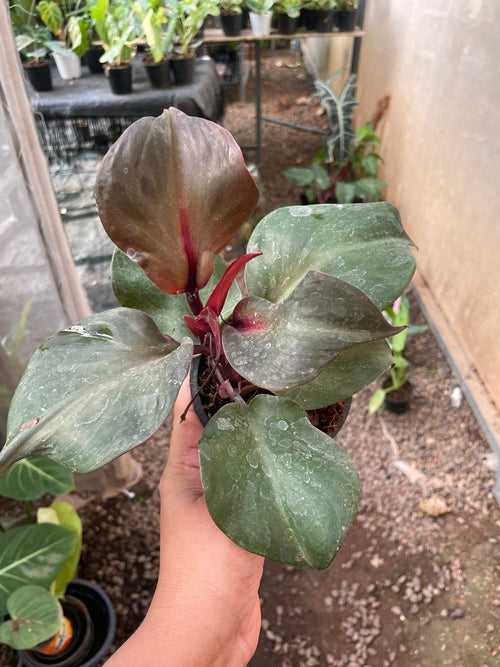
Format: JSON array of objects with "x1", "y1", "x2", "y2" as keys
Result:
[
  {"x1": 53, "y1": 48, "x2": 81, "y2": 80},
  {"x1": 249, "y1": 11, "x2": 272, "y2": 37}
]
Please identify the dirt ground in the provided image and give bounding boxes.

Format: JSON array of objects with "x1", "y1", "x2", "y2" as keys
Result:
[{"x1": 1, "y1": 52, "x2": 499, "y2": 666}]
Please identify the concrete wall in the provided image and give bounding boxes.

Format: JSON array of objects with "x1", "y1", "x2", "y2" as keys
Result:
[{"x1": 357, "y1": 1, "x2": 500, "y2": 415}]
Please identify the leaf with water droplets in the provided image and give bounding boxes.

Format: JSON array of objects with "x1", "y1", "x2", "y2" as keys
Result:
[
  {"x1": 200, "y1": 395, "x2": 360, "y2": 568},
  {"x1": 245, "y1": 203, "x2": 416, "y2": 310},
  {"x1": 111, "y1": 248, "x2": 241, "y2": 340},
  {"x1": 0, "y1": 308, "x2": 192, "y2": 473},
  {"x1": 279, "y1": 340, "x2": 393, "y2": 409},
  {"x1": 96, "y1": 108, "x2": 258, "y2": 295},
  {"x1": 223, "y1": 271, "x2": 401, "y2": 392}
]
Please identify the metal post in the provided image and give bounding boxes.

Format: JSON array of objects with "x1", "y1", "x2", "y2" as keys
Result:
[
  {"x1": 254, "y1": 40, "x2": 262, "y2": 165},
  {"x1": 351, "y1": 0, "x2": 366, "y2": 74}
]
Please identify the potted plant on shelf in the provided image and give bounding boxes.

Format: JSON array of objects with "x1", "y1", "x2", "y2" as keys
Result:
[
  {"x1": 0, "y1": 458, "x2": 116, "y2": 665},
  {"x1": 286, "y1": 76, "x2": 387, "y2": 204},
  {"x1": 219, "y1": 0, "x2": 244, "y2": 37},
  {"x1": 134, "y1": 0, "x2": 176, "y2": 88},
  {"x1": 246, "y1": 0, "x2": 275, "y2": 37},
  {"x1": 301, "y1": 0, "x2": 335, "y2": 32},
  {"x1": 90, "y1": 0, "x2": 137, "y2": 94},
  {"x1": 37, "y1": 0, "x2": 90, "y2": 80},
  {"x1": 369, "y1": 296, "x2": 428, "y2": 415},
  {"x1": 274, "y1": 0, "x2": 301, "y2": 34},
  {"x1": 171, "y1": 0, "x2": 218, "y2": 84},
  {"x1": 14, "y1": 27, "x2": 54, "y2": 92},
  {"x1": 334, "y1": 0, "x2": 357, "y2": 31},
  {"x1": 0, "y1": 109, "x2": 416, "y2": 569}
]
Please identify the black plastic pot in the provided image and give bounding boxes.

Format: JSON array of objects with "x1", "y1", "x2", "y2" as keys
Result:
[
  {"x1": 171, "y1": 57, "x2": 195, "y2": 85},
  {"x1": 190, "y1": 357, "x2": 351, "y2": 438},
  {"x1": 220, "y1": 12, "x2": 243, "y2": 37},
  {"x1": 144, "y1": 59, "x2": 171, "y2": 88},
  {"x1": 383, "y1": 380, "x2": 412, "y2": 415},
  {"x1": 334, "y1": 8, "x2": 357, "y2": 31},
  {"x1": 308, "y1": 8, "x2": 334, "y2": 32},
  {"x1": 276, "y1": 13, "x2": 299, "y2": 34},
  {"x1": 86, "y1": 45, "x2": 104, "y2": 74},
  {"x1": 24, "y1": 61, "x2": 52, "y2": 92},
  {"x1": 18, "y1": 580, "x2": 116, "y2": 667},
  {"x1": 108, "y1": 64, "x2": 132, "y2": 94}
]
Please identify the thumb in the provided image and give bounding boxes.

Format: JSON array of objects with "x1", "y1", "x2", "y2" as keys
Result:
[{"x1": 163, "y1": 376, "x2": 204, "y2": 498}]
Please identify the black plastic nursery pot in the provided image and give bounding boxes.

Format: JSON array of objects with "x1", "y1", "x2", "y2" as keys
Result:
[
  {"x1": 18, "y1": 580, "x2": 116, "y2": 667},
  {"x1": 383, "y1": 379, "x2": 413, "y2": 415},
  {"x1": 333, "y1": 8, "x2": 357, "y2": 31},
  {"x1": 190, "y1": 356, "x2": 352, "y2": 439},
  {"x1": 301, "y1": 8, "x2": 334, "y2": 31},
  {"x1": 171, "y1": 57, "x2": 195, "y2": 85},
  {"x1": 108, "y1": 64, "x2": 132, "y2": 95},
  {"x1": 86, "y1": 45, "x2": 104, "y2": 74},
  {"x1": 144, "y1": 58, "x2": 171, "y2": 89},
  {"x1": 24, "y1": 61, "x2": 52, "y2": 92},
  {"x1": 220, "y1": 12, "x2": 243, "y2": 37},
  {"x1": 276, "y1": 13, "x2": 299, "y2": 34}
]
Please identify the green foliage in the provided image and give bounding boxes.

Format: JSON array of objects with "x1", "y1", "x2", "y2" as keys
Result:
[
  {"x1": 274, "y1": 0, "x2": 301, "y2": 16},
  {"x1": 38, "y1": 502, "x2": 82, "y2": 598},
  {"x1": 304, "y1": 0, "x2": 336, "y2": 11},
  {"x1": 336, "y1": 0, "x2": 357, "y2": 8},
  {"x1": 89, "y1": 0, "x2": 138, "y2": 65},
  {"x1": 37, "y1": 0, "x2": 90, "y2": 54},
  {"x1": 220, "y1": 0, "x2": 243, "y2": 13},
  {"x1": 369, "y1": 295, "x2": 428, "y2": 413},
  {"x1": 0, "y1": 456, "x2": 73, "y2": 500},
  {"x1": 0, "y1": 586, "x2": 62, "y2": 650},
  {"x1": 133, "y1": 0, "x2": 176, "y2": 62},
  {"x1": 245, "y1": 0, "x2": 275, "y2": 14},
  {"x1": 172, "y1": 0, "x2": 219, "y2": 57},
  {"x1": 0, "y1": 109, "x2": 416, "y2": 570}
]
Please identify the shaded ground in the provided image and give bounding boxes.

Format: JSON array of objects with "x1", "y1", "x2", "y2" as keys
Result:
[{"x1": 1, "y1": 52, "x2": 499, "y2": 666}]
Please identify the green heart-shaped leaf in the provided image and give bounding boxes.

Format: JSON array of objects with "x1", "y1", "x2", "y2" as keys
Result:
[
  {"x1": 0, "y1": 524, "x2": 76, "y2": 616},
  {"x1": 96, "y1": 108, "x2": 258, "y2": 294},
  {"x1": 0, "y1": 586, "x2": 62, "y2": 650},
  {"x1": 222, "y1": 271, "x2": 401, "y2": 392},
  {"x1": 0, "y1": 308, "x2": 192, "y2": 473},
  {"x1": 112, "y1": 249, "x2": 241, "y2": 340},
  {"x1": 0, "y1": 457, "x2": 74, "y2": 501},
  {"x1": 245, "y1": 202, "x2": 415, "y2": 310},
  {"x1": 279, "y1": 340, "x2": 392, "y2": 409},
  {"x1": 200, "y1": 395, "x2": 360, "y2": 569}
]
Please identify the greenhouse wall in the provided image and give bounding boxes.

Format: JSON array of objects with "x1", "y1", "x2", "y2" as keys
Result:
[{"x1": 357, "y1": 1, "x2": 500, "y2": 438}]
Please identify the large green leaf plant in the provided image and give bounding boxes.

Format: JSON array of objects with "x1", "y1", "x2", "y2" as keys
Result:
[
  {"x1": 0, "y1": 108, "x2": 416, "y2": 569},
  {"x1": 0, "y1": 459, "x2": 82, "y2": 651}
]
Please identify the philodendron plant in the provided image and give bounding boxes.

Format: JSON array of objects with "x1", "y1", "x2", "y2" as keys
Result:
[{"x1": 0, "y1": 109, "x2": 416, "y2": 569}]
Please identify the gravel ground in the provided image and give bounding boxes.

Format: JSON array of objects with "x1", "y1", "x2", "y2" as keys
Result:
[{"x1": 1, "y1": 51, "x2": 499, "y2": 667}]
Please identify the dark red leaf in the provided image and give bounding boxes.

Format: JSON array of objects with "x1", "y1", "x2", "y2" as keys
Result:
[{"x1": 206, "y1": 252, "x2": 262, "y2": 316}]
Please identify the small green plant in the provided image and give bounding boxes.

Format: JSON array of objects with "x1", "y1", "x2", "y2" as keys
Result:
[
  {"x1": 0, "y1": 458, "x2": 81, "y2": 652},
  {"x1": 274, "y1": 0, "x2": 301, "y2": 17},
  {"x1": 246, "y1": 0, "x2": 275, "y2": 14},
  {"x1": 10, "y1": 0, "x2": 54, "y2": 63},
  {"x1": 37, "y1": 0, "x2": 90, "y2": 56},
  {"x1": 304, "y1": 0, "x2": 336, "y2": 9},
  {"x1": 369, "y1": 296, "x2": 428, "y2": 413},
  {"x1": 89, "y1": 0, "x2": 138, "y2": 65},
  {"x1": 219, "y1": 0, "x2": 243, "y2": 14},
  {"x1": 336, "y1": 0, "x2": 357, "y2": 8},
  {"x1": 285, "y1": 76, "x2": 387, "y2": 204},
  {"x1": 133, "y1": 0, "x2": 176, "y2": 63},
  {"x1": 173, "y1": 0, "x2": 219, "y2": 57}
]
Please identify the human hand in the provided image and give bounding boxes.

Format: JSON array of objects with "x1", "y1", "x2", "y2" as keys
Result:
[{"x1": 107, "y1": 379, "x2": 264, "y2": 667}]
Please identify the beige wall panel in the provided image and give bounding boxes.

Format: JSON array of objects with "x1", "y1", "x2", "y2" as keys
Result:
[{"x1": 357, "y1": 0, "x2": 500, "y2": 410}]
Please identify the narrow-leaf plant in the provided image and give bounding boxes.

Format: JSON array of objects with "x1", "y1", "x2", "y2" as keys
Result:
[{"x1": 0, "y1": 109, "x2": 416, "y2": 569}]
